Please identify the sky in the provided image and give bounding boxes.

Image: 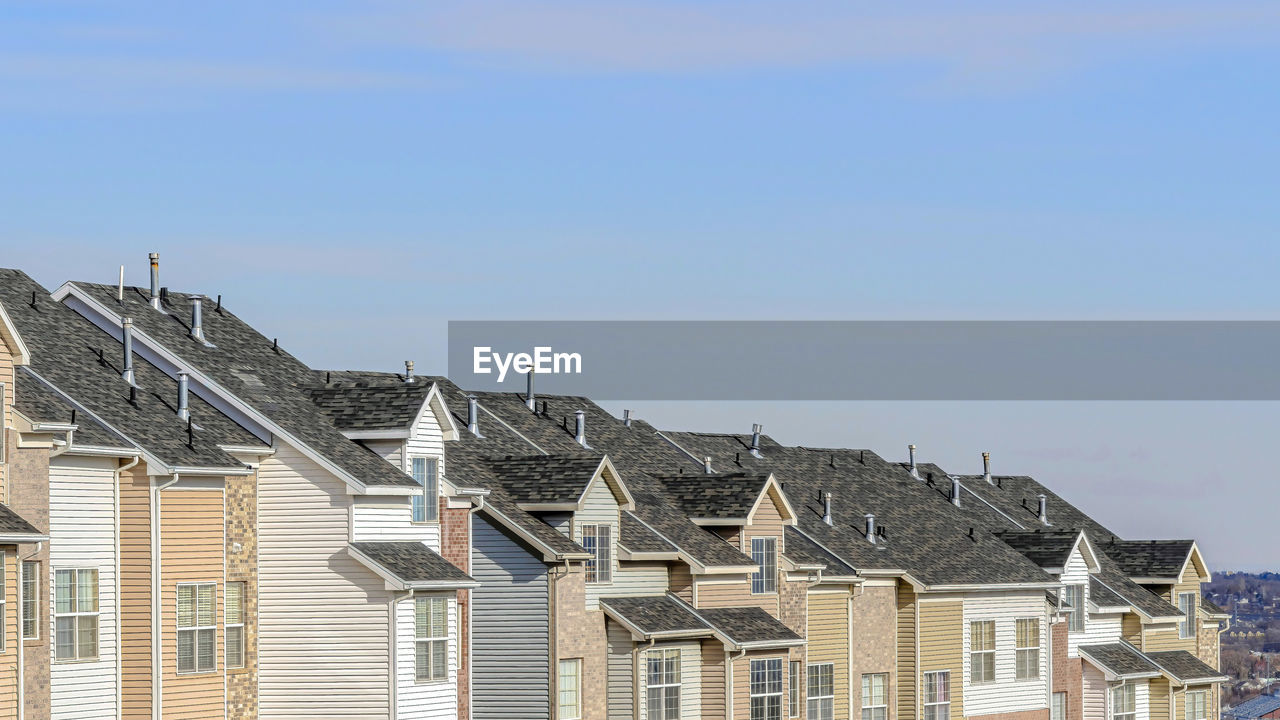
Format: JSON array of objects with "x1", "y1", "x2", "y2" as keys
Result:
[{"x1": 1, "y1": 1, "x2": 1278, "y2": 570}]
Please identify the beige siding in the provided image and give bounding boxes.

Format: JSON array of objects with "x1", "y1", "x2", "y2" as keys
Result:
[
  {"x1": 1148, "y1": 678, "x2": 1170, "y2": 720},
  {"x1": 919, "y1": 600, "x2": 964, "y2": 718},
  {"x1": 897, "y1": 583, "x2": 916, "y2": 720},
  {"x1": 0, "y1": 344, "x2": 13, "y2": 499},
  {"x1": 731, "y1": 650, "x2": 798, "y2": 720},
  {"x1": 670, "y1": 565, "x2": 693, "y2": 604},
  {"x1": 611, "y1": 561, "x2": 668, "y2": 599},
  {"x1": 1121, "y1": 613, "x2": 1142, "y2": 646},
  {"x1": 701, "y1": 642, "x2": 725, "y2": 720},
  {"x1": 120, "y1": 465, "x2": 152, "y2": 720},
  {"x1": 0, "y1": 551, "x2": 18, "y2": 717},
  {"x1": 807, "y1": 590, "x2": 850, "y2": 720},
  {"x1": 1143, "y1": 624, "x2": 1183, "y2": 652},
  {"x1": 695, "y1": 575, "x2": 773, "y2": 612}
]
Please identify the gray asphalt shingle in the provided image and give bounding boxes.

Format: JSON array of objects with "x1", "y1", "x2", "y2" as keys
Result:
[{"x1": 349, "y1": 541, "x2": 475, "y2": 586}]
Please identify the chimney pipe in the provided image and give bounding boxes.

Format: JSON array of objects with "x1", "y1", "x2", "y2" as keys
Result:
[
  {"x1": 983, "y1": 452, "x2": 993, "y2": 484},
  {"x1": 623, "y1": 409, "x2": 632, "y2": 428},
  {"x1": 177, "y1": 372, "x2": 190, "y2": 422},
  {"x1": 703, "y1": 456, "x2": 713, "y2": 474},
  {"x1": 1037, "y1": 494, "x2": 1049, "y2": 525},
  {"x1": 148, "y1": 253, "x2": 163, "y2": 311},
  {"x1": 466, "y1": 395, "x2": 483, "y2": 437},
  {"x1": 404, "y1": 361, "x2": 415, "y2": 383},
  {"x1": 189, "y1": 296, "x2": 212, "y2": 345},
  {"x1": 822, "y1": 492, "x2": 833, "y2": 526},
  {"x1": 121, "y1": 317, "x2": 136, "y2": 386},
  {"x1": 865, "y1": 514, "x2": 877, "y2": 544},
  {"x1": 908, "y1": 444, "x2": 919, "y2": 479},
  {"x1": 750, "y1": 424, "x2": 763, "y2": 458},
  {"x1": 525, "y1": 370, "x2": 535, "y2": 411},
  {"x1": 574, "y1": 410, "x2": 589, "y2": 448},
  {"x1": 951, "y1": 476, "x2": 962, "y2": 507}
]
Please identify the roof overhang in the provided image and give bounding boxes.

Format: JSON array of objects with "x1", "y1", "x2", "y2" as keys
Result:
[
  {"x1": 347, "y1": 544, "x2": 480, "y2": 592},
  {"x1": 617, "y1": 546, "x2": 680, "y2": 562},
  {"x1": 599, "y1": 602, "x2": 714, "y2": 643},
  {"x1": 1077, "y1": 647, "x2": 1161, "y2": 682},
  {"x1": 923, "y1": 581, "x2": 1063, "y2": 592},
  {"x1": 342, "y1": 428, "x2": 411, "y2": 440},
  {"x1": 746, "y1": 474, "x2": 797, "y2": 527},
  {"x1": 0, "y1": 533, "x2": 49, "y2": 543},
  {"x1": 477, "y1": 503, "x2": 592, "y2": 563},
  {"x1": 0, "y1": 299, "x2": 31, "y2": 366}
]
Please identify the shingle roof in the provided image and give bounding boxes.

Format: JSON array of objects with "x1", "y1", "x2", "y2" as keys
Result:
[
  {"x1": 1078, "y1": 643, "x2": 1160, "y2": 678},
  {"x1": 306, "y1": 372, "x2": 435, "y2": 431},
  {"x1": 1104, "y1": 540, "x2": 1195, "y2": 580},
  {"x1": 482, "y1": 455, "x2": 605, "y2": 506},
  {"x1": 1089, "y1": 577, "x2": 1129, "y2": 609},
  {"x1": 0, "y1": 271, "x2": 263, "y2": 472},
  {"x1": 67, "y1": 282, "x2": 413, "y2": 487},
  {"x1": 600, "y1": 595, "x2": 712, "y2": 637},
  {"x1": 348, "y1": 542, "x2": 476, "y2": 587},
  {"x1": 695, "y1": 606, "x2": 804, "y2": 648},
  {"x1": 1226, "y1": 693, "x2": 1280, "y2": 719},
  {"x1": 994, "y1": 530, "x2": 1082, "y2": 570},
  {"x1": 0, "y1": 504, "x2": 44, "y2": 538},
  {"x1": 1201, "y1": 598, "x2": 1229, "y2": 617},
  {"x1": 651, "y1": 472, "x2": 770, "y2": 521},
  {"x1": 14, "y1": 367, "x2": 130, "y2": 448},
  {"x1": 1146, "y1": 650, "x2": 1230, "y2": 684},
  {"x1": 785, "y1": 527, "x2": 858, "y2": 576},
  {"x1": 620, "y1": 512, "x2": 677, "y2": 554}
]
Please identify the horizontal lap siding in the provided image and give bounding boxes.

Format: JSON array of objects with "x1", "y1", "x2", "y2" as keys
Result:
[
  {"x1": 695, "y1": 576, "x2": 773, "y2": 612},
  {"x1": 576, "y1": 475, "x2": 620, "y2": 611},
  {"x1": 606, "y1": 620, "x2": 634, "y2": 720},
  {"x1": 352, "y1": 499, "x2": 441, "y2": 549},
  {"x1": 396, "y1": 593, "x2": 457, "y2": 719},
  {"x1": 0, "y1": 552, "x2": 17, "y2": 717},
  {"x1": 120, "y1": 466, "x2": 151, "y2": 719},
  {"x1": 471, "y1": 516, "x2": 549, "y2": 720},
  {"x1": 259, "y1": 444, "x2": 390, "y2": 719},
  {"x1": 897, "y1": 583, "x2": 916, "y2": 720},
  {"x1": 50, "y1": 457, "x2": 119, "y2": 719},
  {"x1": 1081, "y1": 663, "x2": 1106, "y2": 720},
  {"x1": 731, "y1": 650, "x2": 796, "y2": 720},
  {"x1": 160, "y1": 489, "x2": 225, "y2": 720},
  {"x1": 701, "y1": 641, "x2": 725, "y2": 720},
  {"x1": 962, "y1": 592, "x2": 1048, "y2": 716},
  {"x1": 808, "y1": 591, "x2": 850, "y2": 720},
  {"x1": 1061, "y1": 551, "x2": 1090, "y2": 659},
  {"x1": 919, "y1": 600, "x2": 964, "y2": 717}
]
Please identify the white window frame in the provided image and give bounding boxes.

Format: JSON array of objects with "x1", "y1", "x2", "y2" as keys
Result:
[
  {"x1": 751, "y1": 537, "x2": 777, "y2": 595},
  {"x1": 225, "y1": 581, "x2": 245, "y2": 669},
  {"x1": 580, "y1": 524, "x2": 613, "y2": 584},
  {"x1": 1184, "y1": 689, "x2": 1207, "y2": 720},
  {"x1": 54, "y1": 567, "x2": 99, "y2": 661},
  {"x1": 411, "y1": 456, "x2": 439, "y2": 523},
  {"x1": 560, "y1": 657, "x2": 582, "y2": 720},
  {"x1": 923, "y1": 671, "x2": 951, "y2": 720},
  {"x1": 807, "y1": 662, "x2": 834, "y2": 720},
  {"x1": 415, "y1": 596, "x2": 448, "y2": 683},
  {"x1": 1063, "y1": 584, "x2": 1085, "y2": 632},
  {"x1": 750, "y1": 657, "x2": 784, "y2": 720},
  {"x1": 1016, "y1": 617, "x2": 1041, "y2": 680},
  {"x1": 861, "y1": 673, "x2": 888, "y2": 720},
  {"x1": 970, "y1": 620, "x2": 996, "y2": 684},
  {"x1": 1178, "y1": 592, "x2": 1196, "y2": 639},
  {"x1": 1111, "y1": 682, "x2": 1136, "y2": 720},
  {"x1": 177, "y1": 582, "x2": 216, "y2": 674},
  {"x1": 788, "y1": 660, "x2": 800, "y2": 718},
  {"x1": 645, "y1": 648, "x2": 680, "y2": 720},
  {"x1": 21, "y1": 560, "x2": 37, "y2": 640},
  {"x1": 1052, "y1": 692, "x2": 1067, "y2": 720}
]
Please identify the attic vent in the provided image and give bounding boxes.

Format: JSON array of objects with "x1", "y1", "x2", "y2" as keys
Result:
[
  {"x1": 177, "y1": 372, "x2": 191, "y2": 422},
  {"x1": 702, "y1": 456, "x2": 712, "y2": 474},
  {"x1": 908, "y1": 444, "x2": 920, "y2": 479},
  {"x1": 864, "y1": 514, "x2": 877, "y2": 544},
  {"x1": 982, "y1": 451, "x2": 993, "y2": 484},
  {"x1": 623, "y1": 409, "x2": 632, "y2": 427},
  {"x1": 750, "y1": 424, "x2": 763, "y2": 458},
  {"x1": 467, "y1": 395, "x2": 484, "y2": 438},
  {"x1": 951, "y1": 476, "x2": 962, "y2": 507},
  {"x1": 574, "y1": 410, "x2": 590, "y2": 449},
  {"x1": 1037, "y1": 494, "x2": 1049, "y2": 525},
  {"x1": 190, "y1": 296, "x2": 214, "y2": 346},
  {"x1": 525, "y1": 369, "x2": 535, "y2": 411},
  {"x1": 822, "y1": 492, "x2": 833, "y2": 526},
  {"x1": 120, "y1": 317, "x2": 137, "y2": 386}
]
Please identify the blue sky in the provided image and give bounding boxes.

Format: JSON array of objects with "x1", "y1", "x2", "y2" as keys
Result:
[{"x1": 2, "y1": 1, "x2": 1279, "y2": 569}]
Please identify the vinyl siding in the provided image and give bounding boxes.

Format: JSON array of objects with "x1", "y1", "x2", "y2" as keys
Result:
[
  {"x1": 961, "y1": 592, "x2": 1048, "y2": 716},
  {"x1": 695, "y1": 575, "x2": 773, "y2": 612},
  {"x1": 730, "y1": 650, "x2": 795, "y2": 720},
  {"x1": 351, "y1": 497, "x2": 441, "y2": 549},
  {"x1": 606, "y1": 620, "x2": 633, "y2": 720},
  {"x1": 395, "y1": 593, "x2": 458, "y2": 719},
  {"x1": 741, "y1": 490, "x2": 786, "y2": 616},
  {"x1": 701, "y1": 642, "x2": 725, "y2": 720},
  {"x1": 1143, "y1": 624, "x2": 1183, "y2": 653},
  {"x1": 611, "y1": 562, "x2": 669, "y2": 601},
  {"x1": 471, "y1": 515, "x2": 550, "y2": 720},
  {"x1": 1079, "y1": 613, "x2": 1123, "y2": 649},
  {"x1": 1060, "y1": 548, "x2": 1090, "y2": 659},
  {"x1": 1149, "y1": 677, "x2": 1170, "y2": 720},
  {"x1": 919, "y1": 600, "x2": 964, "y2": 718},
  {"x1": 670, "y1": 565, "x2": 694, "y2": 604},
  {"x1": 897, "y1": 583, "x2": 917, "y2": 720},
  {"x1": 807, "y1": 590, "x2": 850, "y2": 720},
  {"x1": 1135, "y1": 680, "x2": 1150, "y2": 719},
  {"x1": 49, "y1": 456, "x2": 119, "y2": 720},
  {"x1": 1081, "y1": 663, "x2": 1106, "y2": 720},
  {"x1": 574, "y1": 472, "x2": 621, "y2": 611},
  {"x1": 119, "y1": 465, "x2": 152, "y2": 720},
  {"x1": 0, "y1": 345, "x2": 12, "y2": 497},
  {"x1": 1121, "y1": 614, "x2": 1142, "y2": 646},
  {"x1": 258, "y1": 443, "x2": 391, "y2": 719},
  {"x1": 637, "y1": 642, "x2": 701, "y2": 720},
  {"x1": 0, "y1": 550, "x2": 17, "y2": 717}
]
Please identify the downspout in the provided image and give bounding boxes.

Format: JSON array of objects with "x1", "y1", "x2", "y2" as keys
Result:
[
  {"x1": 633, "y1": 637, "x2": 656, "y2": 718},
  {"x1": 1045, "y1": 599, "x2": 1053, "y2": 714},
  {"x1": 848, "y1": 591, "x2": 855, "y2": 720},
  {"x1": 114, "y1": 453, "x2": 140, "y2": 720},
  {"x1": 49, "y1": 428, "x2": 74, "y2": 458},
  {"x1": 727, "y1": 647, "x2": 747, "y2": 720},
  {"x1": 467, "y1": 495, "x2": 486, "y2": 720},
  {"x1": 390, "y1": 588, "x2": 413, "y2": 719},
  {"x1": 152, "y1": 472, "x2": 181, "y2": 720}
]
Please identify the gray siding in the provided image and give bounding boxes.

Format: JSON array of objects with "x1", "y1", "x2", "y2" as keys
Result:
[
  {"x1": 607, "y1": 620, "x2": 635, "y2": 720},
  {"x1": 472, "y1": 515, "x2": 551, "y2": 720}
]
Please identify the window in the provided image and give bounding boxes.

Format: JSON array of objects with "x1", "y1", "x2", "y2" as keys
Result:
[
  {"x1": 54, "y1": 568, "x2": 99, "y2": 660},
  {"x1": 581, "y1": 524, "x2": 612, "y2": 584},
  {"x1": 1184, "y1": 690, "x2": 1207, "y2": 720},
  {"x1": 751, "y1": 537, "x2": 777, "y2": 594},
  {"x1": 226, "y1": 582, "x2": 245, "y2": 669},
  {"x1": 415, "y1": 596, "x2": 448, "y2": 682},
  {"x1": 1111, "y1": 682, "x2": 1135, "y2": 720},
  {"x1": 807, "y1": 663, "x2": 834, "y2": 720},
  {"x1": 1016, "y1": 618, "x2": 1040, "y2": 680},
  {"x1": 1052, "y1": 692, "x2": 1066, "y2": 720},
  {"x1": 862, "y1": 673, "x2": 888, "y2": 720},
  {"x1": 750, "y1": 658, "x2": 783, "y2": 720},
  {"x1": 1178, "y1": 592, "x2": 1196, "y2": 639},
  {"x1": 411, "y1": 457, "x2": 439, "y2": 523},
  {"x1": 1063, "y1": 584, "x2": 1085, "y2": 632},
  {"x1": 788, "y1": 661, "x2": 800, "y2": 718},
  {"x1": 923, "y1": 671, "x2": 950, "y2": 720},
  {"x1": 21, "y1": 561, "x2": 37, "y2": 639},
  {"x1": 559, "y1": 658, "x2": 582, "y2": 720},
  {"x1": 970, "y1": 620, "x2": 996, "y2": 683},
  {"x1": 645, "y1": 648, "x2": 680, "y2": 720},
  {"x1": 177, "y1": 583, "x2": 215, "y2": 673}
]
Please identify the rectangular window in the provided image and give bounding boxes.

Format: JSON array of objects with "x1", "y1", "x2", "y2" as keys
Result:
[
  {"x1": 177, "y1": 583, "x2": 216, "y2": 673},
  {"x1": 788, "y1": 661, "x2": 800, "y2": 718},
  {"x1": 751, "y1": 537, "x2": 777, "y2": 594},
  {"x1": 411, "y1": 457, "x2": 439, "y2": 523},
  {"x1": 750, "y1": 658, "x2": 783, "y2": 720},
  {"x1": 21, "y1": 561, "x2": 37, "y2": 640},
  {"x1": 415, "y1": 596, "x2": 448, "y2": 682},
  {"x1": 560, "y1": 658, "x2": 582, "y2": 720},
  {"x1": 923, "y1": 671, "x2": 950, "y2": 720},
  {"x1": 1016, "y1": 618, "x2": 1041, "y2": 680},
  {"x1": 1063, "y1": 584, "x2": 1085, "y2": 632},
  {"x1": 970, "y1": 620, "x2": 996, "y2": 684},
  {"x1": 54, "y1": 568, "x2": 99, "y2": 661},
  {"x1": 807, "y1": 663, "x2": 834, "y2": 720},
  {"x1": 226, "y1": 581, "x2": 245, "y2": 669},
  {"x1": 1184, "y1": 690, "x2": 1207, "y2": 720},
  {"x1": 1052, "y1": 692, "x2": 1066, "y2": 720},
  {"x1": 861, "y1": 673, "x2": 888, "y2": 720},
  {"x1": 645, "y1": 648, "x2": 680, "y2": 720},
  {"x1": 581, "y1": 524, "x2": 612, "y2": 584},
  {"x1": 1111, "y1": 682, "x2": 1135, "y2": 720},
  {"x1": 1178, "y1": 592, "x2": 1196, "y2": 639}
]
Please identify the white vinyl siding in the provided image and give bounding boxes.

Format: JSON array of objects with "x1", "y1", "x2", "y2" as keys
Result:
[
  {"x1": 1059, "y1": 547, "x2": 1091, "y2": 656},
  {"x1": 606, "y1": 562, "x2": 669, "y2": 601},
  {"x1": 351, "y1": 497, "x2": 442, "y2": 549},
  {"x1": 397, "y1": 593, "x2": 457, "y2": 718},
  {"x1": 1079, "y1": 613, "x2": 1124, "y2": 648},
  {"x1": 49, "y1": 456, "x2": 118, "y2": 720},
  {"x1": 962, "y1": 591, "x2": 1049, "y2": 716},
  {"x1": 258, "y1": 443, "x2": 390, "y2": 718},
  {"x1": 575, "y1": 474, "x2": 622, "y2": 609},
  {"x1": 637, "y1": 642, "x2": 700, "y2": 720},
  {"x1": 1082, "y1": 663, "x2": 1107, "y2": 720}
]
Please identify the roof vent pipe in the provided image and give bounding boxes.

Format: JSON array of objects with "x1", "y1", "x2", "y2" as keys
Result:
[
  {"x1": 189, "y1": 296, "x2": 212, "y2": 345},
  {"x1": 865, "y1": 514, "x2": 877, "y2": 544},
  {"x1": 574, "y1": 410, "x2": 589, "y2": 448},
  {"x1": 750, "y1": 424, "x2": 763, "y2": 458},
  {"x1": 117, "y1": 265, "x2": 125, "y2": 303},
  {"x1": 1037, "y1": 494, "x2": 1049, "y2": 525},
  {"x1": 177, "y1": 372, "x2": 190, "y2": 422},
  {"x1": 404, "y1": 361, "x2": 415, "y2": 383},
  {"x1": 822, "y1": 492, "x2": 833, "y2": 526},
  {"x1": 466, "y1": 395, "x2": 483, "y2": 437},
  {"x1": 908, "y1": 444, "x2": 919, "y2": 479},
  {"x1": 148, "y1": 253, "x2": 163, "y2": 311},
  {"x1": 703, "y1": 456, "x2": 713, "y2": 474},
  {"x1": 623, "y1": 409, "x2": 632, "y2": 428},
  {"x1": 121, "y1": 317, "x2": 136, "y2": 386},
  {"x1": 525, "y1": 370, "x2": 535, "y2": 411},
  {"x1": 951, "y1": 476, "x2": 962, "y2": 507},
  {"x1": 983, "y1": 451, "x2": 993, "y2": 484}
]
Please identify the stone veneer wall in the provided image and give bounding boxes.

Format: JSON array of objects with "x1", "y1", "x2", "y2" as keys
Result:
[
  {"x1": 553, "y1": 565, "x2": 607, "y2": 720},
  {"x1": 1197, "y1": 620, "x2": 1221, "y2": 717},
  {"x1": 780, "y1": 575, "x2": 807, "y2": 714},
  {"x1": 225, "y1": 470, "x2": 258, "y2": 719},
  {"x1": 441, "y1": 498, "x2": 471, "y2": 720},
  {"x1": 8, "y1": 434, "x2": 49, "y2": 720}
]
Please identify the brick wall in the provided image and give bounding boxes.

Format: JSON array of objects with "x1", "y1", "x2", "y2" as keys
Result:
[
  {"x1": 552, "y1": 564, "x2": 607, "y2": 720},
  {"x1": 968, "y1": 709, "x2": 1051, "y2": 720},
  {"x1": 1050, "y1": 620, "x2": 1080, "y2": 720},
  {"x1": 8, "y1": 435, "x2": 49, "y2": 720},
  {"x1": 441, "y1": 498, "x2": 471, "y2": 720},
  {"x1": 852, "y1": 584, "x2": 898, "y2": 720},
  {"x1": 225, "y1": 470, "x2": 258, "y2": 720},
  {"x1": 780, "y1": 576, "x2": 807, "y2": 714}
]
